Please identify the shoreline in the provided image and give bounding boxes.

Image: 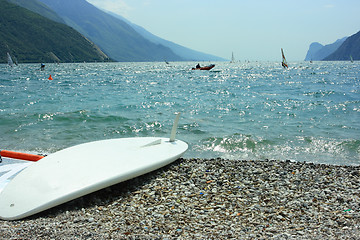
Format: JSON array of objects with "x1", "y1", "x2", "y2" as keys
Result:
[{"x1": 1, "y1": 158, "x2": 359, "y2": 239}]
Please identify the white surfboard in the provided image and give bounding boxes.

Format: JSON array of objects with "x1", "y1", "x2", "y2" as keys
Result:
[{"x1": 0, "y1": 137, "x2": 187, "y2": 220}]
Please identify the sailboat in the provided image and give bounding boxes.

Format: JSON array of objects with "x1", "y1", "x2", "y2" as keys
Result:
[
  {"x1": 230, "y1": 52, "x2": 235, "y2": 63},
  {"x1": 13, "y1": 56, "x2": 18, "y2": 66},
  {"x1": 281, "y1": 48, "x2": 288, "y2": 68},
  {"x1": 7, "y1": 52, "x2": 14, "y2": 67}
]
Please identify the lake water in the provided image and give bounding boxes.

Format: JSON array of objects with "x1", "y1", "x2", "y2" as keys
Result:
[{"x1": 1, "y1": 61, "x2": 359, "y2": 165}]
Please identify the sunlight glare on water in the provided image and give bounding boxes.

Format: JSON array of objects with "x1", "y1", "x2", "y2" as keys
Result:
[{"x1": 0, "y1": 61, "x2": 359, "y2": 165}]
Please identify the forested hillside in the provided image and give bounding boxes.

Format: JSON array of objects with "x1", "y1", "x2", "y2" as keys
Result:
[{"x1": 0, "y1": 0, "x2": 110, "y2": 63}]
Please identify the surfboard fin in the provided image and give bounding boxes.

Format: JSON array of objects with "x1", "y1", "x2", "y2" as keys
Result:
[{"x1": 170, "y1": 112, "x2": 181, "y2": 142}]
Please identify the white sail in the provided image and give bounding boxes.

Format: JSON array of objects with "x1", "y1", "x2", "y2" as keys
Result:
[
  {"x1": 281, "y1": 48, "x2": 288, "y2": 68},
  {"x1": 231, "y1": 52, "x2": 235, "y2": 63},
  {"x1": 7, "y1": 52, "x2": 14, "y2": 67}
]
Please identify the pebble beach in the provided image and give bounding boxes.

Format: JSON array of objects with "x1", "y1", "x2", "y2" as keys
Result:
[{"x1": 0, "y1": 158, "x2": 359, "y2": 239}]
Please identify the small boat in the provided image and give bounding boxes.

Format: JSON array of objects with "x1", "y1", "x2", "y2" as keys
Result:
[
  {"x1": 192, "y1": 64, "x2": 215, "y2": 70},
  {"x1": 281, "y1": 48, "x2": 288, "y2": 68}
]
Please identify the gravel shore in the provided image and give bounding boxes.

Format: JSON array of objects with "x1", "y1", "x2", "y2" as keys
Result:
[{"x1": 1, "y1": 158, "x2": 359, "y2": 239}]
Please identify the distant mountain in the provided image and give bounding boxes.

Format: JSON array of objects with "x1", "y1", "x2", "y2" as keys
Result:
[
  {"x1": 0, "y1": 0, "x2": 110, "y2": 63},
  {"x1": 7, "y1": 0, "x2": 64, "y2": 24},
  {"x1": 37, "y1": 0, "x2": 182, "y2": 62},
  {"x1": 107, "y1": 12, "x2": 226, "y2": 62},
  {"x1": 304, "y1": 42, "x2": 323, "y2": 61},
  {"x1": 304, "y1": 37, "x2": 347, "y2": 61},
  {"x1": 324, "y1": 31, "x2": 360, "y2": 61}
]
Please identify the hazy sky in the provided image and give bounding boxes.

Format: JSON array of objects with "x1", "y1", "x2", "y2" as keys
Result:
[{"x1": 86, "y1": 0, "x2": 360, "y2": 61}]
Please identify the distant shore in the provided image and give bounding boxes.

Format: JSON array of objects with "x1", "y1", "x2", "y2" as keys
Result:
[{"x1": 1, "y1": 158, "x2": 359, "y2": 239}]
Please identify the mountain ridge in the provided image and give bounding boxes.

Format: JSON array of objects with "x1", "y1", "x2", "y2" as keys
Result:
[
  {"x1": 6, "y1": 0, "x2": 225, "y2": 62},
  {"x1": 7, "y1": 0, "x2": 65, "y2": 24},
  {"x1": 106, "y1": 11, "x2": 226, "y2": 62},
  {"x1": 0, "y1": 0, "x2": 110, "y2": 63},
  {"x1": 324, "y1": 31, "x2": 360, "y2": 61},
  {"x1": 37, "y1": 0, "x2": 183, "y2": 62},
  {"x1": 304, "y1": 37, "x2": 347, "y2": 61}
]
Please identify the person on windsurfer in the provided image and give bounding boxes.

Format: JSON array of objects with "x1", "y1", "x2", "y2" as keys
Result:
[{"x1": 41, "y1": 63, "x2": 45, "y2": 70}]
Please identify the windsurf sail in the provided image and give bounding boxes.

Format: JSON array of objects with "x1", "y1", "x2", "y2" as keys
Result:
[
  {"x1": 281, "y1": 48, "x2": 288, "y2": 68},
  {"x1": 13, "y1": 56, "x2": 18, "y2": 66},
  {"x1": 7, "y1": 53, "x2": 14, "y2": 67},
  {"x1": 231, "y1": 52, "x2": 235, "y2": 63},
  {"x1": 350, "y1": 55, "x2": 354, "y2": 63}
]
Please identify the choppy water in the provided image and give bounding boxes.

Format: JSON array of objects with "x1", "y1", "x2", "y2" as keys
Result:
[{"x1": 1, "y1": 61, "x2": 359, "y2": 165}]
